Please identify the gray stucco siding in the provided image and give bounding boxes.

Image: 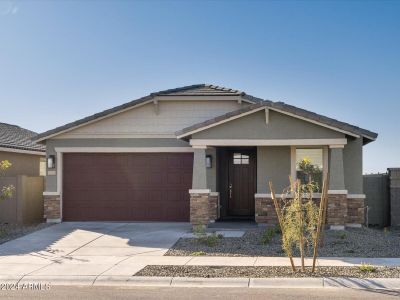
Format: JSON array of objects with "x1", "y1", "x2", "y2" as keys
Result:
[
  {"x1": 343, "y1": 137, "x2": 363, "y2": 194},
  {"x1": 257, "y1": 146, "x2": 291, "y2": 193},
  {"x1": 206, "y1": 147, "x2": 217, "y2": 192},
  {"x1": 191, "y1": 110, "x2": 345, "y2": 140}
]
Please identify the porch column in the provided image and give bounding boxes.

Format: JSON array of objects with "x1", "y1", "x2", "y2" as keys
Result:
[
  {"x1": 327, "y1": 146, "x2": 347, "y2": 230},
  {"x1": 192, "y1": 147, "x2": 207, "y2": 189},
  {"x1": 329, "y1": 147, "x2": 345, "y2": 191},
  {"x1": 189, "y1": 146, "x2": 210, "y2": 227}
]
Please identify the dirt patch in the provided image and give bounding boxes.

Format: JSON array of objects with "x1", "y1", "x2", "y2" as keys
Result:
[
  {"x1": 135, "y1": 265, "x2": 400, "y2": 278},
  {"x1": 166, "y1": 227, "x2": 400, "y2": 257}
]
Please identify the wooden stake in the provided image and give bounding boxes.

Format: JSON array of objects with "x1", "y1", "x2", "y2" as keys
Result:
[
  {"x1": 311, "y1": 176, "x2": 329, "y2": 273},
  {"x1": 269, "y1": 181, "x2": 296, "y2": 272},
  {"x1": 296, "y1": 180, "x2": 305, "y2": 272}
]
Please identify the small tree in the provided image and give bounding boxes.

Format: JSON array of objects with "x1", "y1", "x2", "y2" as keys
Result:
[
  {"x1": 0, "y1": 160, "x2": 15, "y2": 201},
  {"x1": 297, "y1": 157, "x2": 322, "y2": 192},
  {"x1": 269, "y1": 175, "x2": 328, "y2": 273}
]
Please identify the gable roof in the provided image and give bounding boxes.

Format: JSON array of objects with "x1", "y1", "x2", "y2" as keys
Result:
[
  {"x1": 176, "y1": 101, "x2": 378, "y2": 144},
  {"x1": 0, "y1": 123, "x2": 45, "y2": 153},
  {"x1": 34, "y1": 84, "x2": 261, "y2": 142},
  {"x1": 33, "y1": 84, "x2": 377, "y2": 143}
]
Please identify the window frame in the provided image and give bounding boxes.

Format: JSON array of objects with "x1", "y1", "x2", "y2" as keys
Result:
[{"x1": 290, "y1": 146, "x2": 328, "y2": 184}]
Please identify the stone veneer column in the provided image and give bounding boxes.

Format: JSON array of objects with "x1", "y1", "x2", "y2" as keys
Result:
[
  {"x1": 208, "y1": 192, "x2": 220, "y2": 222},
  {"x1": 189, "y1": 146, "x2": 210, "y2": 227},
  {"x1": 43, "y1": 194, "x2": 61, "y2": 222},
  {"x1": 346, "y1": 196, "x2": 365, "y2": 227},
  {"x1": 255, "y1": 195, "x2": 278, "y2": 226},
  {"x1": 327, "y1": 146, "x2": 347, "y2": 230}
]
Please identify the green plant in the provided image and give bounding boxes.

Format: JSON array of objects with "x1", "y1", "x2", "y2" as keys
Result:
[
  {"x1": 270, "y1": 176, "x2": 328, "y2": 273},
  {"x1": 359, "y1": 263, "x2": 376, "y2": 273},
  {"x1": 0, "y1": 160, "x2": 14, "y2": 201},
  {"x1": 193, "y1": 226, "x2": 219, "y2": 247},
  {"x1": 261, "y1": 227, "x2": 276, "y2": 245},
  {"x1": 190, "y1": 251, "x2": 206, "y2": 256},
  {"x1": 338, "y1": 232, "x2": 347, "y2": 240},
  {"x1": 193, "y1": 225, "x2": 207, "y2": 238},
  {"x1": 204, "y1": 233, "x2": 219, "y2": 247}
]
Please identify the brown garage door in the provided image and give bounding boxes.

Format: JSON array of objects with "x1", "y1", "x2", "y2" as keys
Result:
[{"x1": 62, "y1": 153, "x2": 193, "y2": 221}]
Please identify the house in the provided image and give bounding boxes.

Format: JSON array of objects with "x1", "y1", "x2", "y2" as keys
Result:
[
  {"x1": 33, "y1": 84, "x2": 377, "y2": 229},
  {"x1": 0, "y1": 123, "x2": 46, "y2": 223},
  {"x1": 0, "y1": 123, "x2": 45, "y2": 176}
]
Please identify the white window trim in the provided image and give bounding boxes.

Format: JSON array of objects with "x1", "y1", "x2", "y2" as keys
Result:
[
  {"x1": 0, "y1": 147, "x2": 45, "y2": 156},
  {"x1": 190, "y1": 138, "x2": 347, "y2": 147},
  {"x1": 290, "y1": 146, "x2": 329, "y2": 184}
]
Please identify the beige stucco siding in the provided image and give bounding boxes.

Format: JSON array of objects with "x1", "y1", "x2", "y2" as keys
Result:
[
  {"x1": 343, "y1": 137, "x2": 363, "y2": 194},
  {"x1": 257, "y1": 146, "x2": 291, "y2": 193},
  {"x1": 0, "y1": 151, "x2": 43, "y2": 177},
  {"x1": 192, "y1": 110, "x2": 345, "y2": 140},
  {"x1": 56, "y1": 100, "x2": 245, "y2": 138}
]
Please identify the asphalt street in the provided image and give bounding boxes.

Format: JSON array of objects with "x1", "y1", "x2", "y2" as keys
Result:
[{"x1": 1, "y1": 286, "x2": 400, "y2": 300}]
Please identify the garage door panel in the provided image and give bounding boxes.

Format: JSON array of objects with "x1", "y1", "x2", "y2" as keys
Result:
[{"x1": 63, "y1": 153, "x2": 193, "y2": 221}]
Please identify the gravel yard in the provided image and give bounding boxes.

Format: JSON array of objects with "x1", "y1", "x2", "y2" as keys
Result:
[
  {"x1": 0, "y1": 223, "x2": 52, "y2": 245},
  {"x1": 166, "y1": 227, "x2": 400, "y2": 257},
  {"x1": 135, "y1": 265, "x2": 400, "y2": 278}
]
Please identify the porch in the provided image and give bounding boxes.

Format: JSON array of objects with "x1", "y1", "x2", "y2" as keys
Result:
[{"x1": 188, "y1": 140, "x2": 364, "y2": 230}]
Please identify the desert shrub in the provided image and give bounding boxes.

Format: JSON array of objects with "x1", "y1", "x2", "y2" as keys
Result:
[
  {"x1": 193, "y1": 226, "x2": 219, "y2": 247},
  {"x1": 359, "y1": 263, "x2": 376, "y2": 273},
  {"x1": 261, "y1": 227, "x2": 278, "y2": 245},
  {"x1": 190, "y1": 251, "x2": 206, "y2": 256}
]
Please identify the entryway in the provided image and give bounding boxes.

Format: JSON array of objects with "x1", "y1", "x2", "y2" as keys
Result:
[{"x1": 217, "y1": 147, "x2": 257, "y2": 220}]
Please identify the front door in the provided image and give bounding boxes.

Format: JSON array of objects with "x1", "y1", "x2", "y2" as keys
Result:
[{"x1": 227, "y1": 149, "x2": 256, "y2": 217}]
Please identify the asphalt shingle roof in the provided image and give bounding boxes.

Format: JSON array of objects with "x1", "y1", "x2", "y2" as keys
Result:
[
  {"x1": 33, "y1": 84, "x2": 377, "y2": 143},
  {"x1": 0, "y1": 123, "x2": 45, "y2": 152}
]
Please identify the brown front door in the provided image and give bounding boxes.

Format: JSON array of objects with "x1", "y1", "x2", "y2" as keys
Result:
[
  {"x1": 62, "y1": 153, "x2": 193, "y2": 222},
  {"x1": 227, "y1": 149, "x2": 256, "y2": 217}
]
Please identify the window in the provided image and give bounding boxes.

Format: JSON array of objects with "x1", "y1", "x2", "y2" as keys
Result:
[
  {"x1": 233, "y1": 153, "x2": 249, "y2": 165},
  {"x1": 295, "y1": 148, "x2": 323, "y2": 192}
]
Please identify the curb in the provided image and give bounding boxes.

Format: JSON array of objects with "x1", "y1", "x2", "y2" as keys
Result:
[{"x1": 13, "y1": 275, "x2": 400, "y2": 289}]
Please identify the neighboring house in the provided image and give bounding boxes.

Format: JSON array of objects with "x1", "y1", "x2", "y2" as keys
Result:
[
  {"x1": 0, "y1": 123, "x2": 46, "y2": 224},
  {"x1": 0, "y1": 123, "x2": 45, "y2": 176},
  {"x1": 34, "y1": 84, "x2": 377, "y2": 229}
]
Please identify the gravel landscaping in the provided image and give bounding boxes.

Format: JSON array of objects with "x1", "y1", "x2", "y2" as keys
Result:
[
  {"x1": 166, "y1": 227, "x2": 400, "y2": 257},
  {"x1": 0, "y1": 223, "x2": 52, "y2": 245},
  {"x1": 135, "y1": 265, "x2": 400, "y2": 278}
]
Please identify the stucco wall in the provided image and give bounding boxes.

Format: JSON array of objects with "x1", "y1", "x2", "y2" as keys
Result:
[
  {"x1": 56, "y1": 100, "x2": 244, "y2": 138},
  {"x1": 343, "y1": 137, "x2": 363, "y2": 194},
  {"x1": 257, "y1": 146, "x2": 291, "y2": 193},
  {"x1": 192, "y1": 110, "x2": 345, "y2": 140},
  {"x1": 206, "y1": 147, "x2": 217, "y2": 192},
  {"x1": 0, "y1": 151, "x2": 43, "y2": 177}
]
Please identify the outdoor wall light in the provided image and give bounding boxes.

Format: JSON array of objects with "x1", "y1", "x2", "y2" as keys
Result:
[
  {"x1": 206, "y1": 155, "x2": 212, "y2": 168},
  {"x1": 47, "y1": 155, "x2": 56, "y2": 169}
]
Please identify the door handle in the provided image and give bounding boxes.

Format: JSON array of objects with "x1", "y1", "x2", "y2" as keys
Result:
[{"x1": 229, "y1": 184, "x2": 232, "y2": 199}]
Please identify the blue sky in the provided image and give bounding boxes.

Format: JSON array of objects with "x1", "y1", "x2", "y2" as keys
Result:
[{"x1": 0, "y1": 0, "x2": 399, "y2": 173}]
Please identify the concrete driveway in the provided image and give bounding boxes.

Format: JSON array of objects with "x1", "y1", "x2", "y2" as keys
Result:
[{"x1": 0, "y1": 222, "x2": 191, "y2": 283}]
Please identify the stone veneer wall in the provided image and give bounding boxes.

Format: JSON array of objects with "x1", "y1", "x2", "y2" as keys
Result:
[
  {"x1": 208, "y1": 193, "x2": 219, "y2": 222},
  {"x1": 346, "y1": 198, "x2": 365, "y2": 225},
  {"x1": 326, "y1": 194, "x2": 347, "y2": 226},
  {"x1": 190, "y1": 192, "x2": 210, "y2": 226},
  {"x1": 43, "y1": 195, "x2": 61, "y2": 221},
  {"x1": 255, "y1": 194, "x2": 365, "y2": 227},
  {"x1": 255, "y1": 197, "x2": 277, "y2": 225}
]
